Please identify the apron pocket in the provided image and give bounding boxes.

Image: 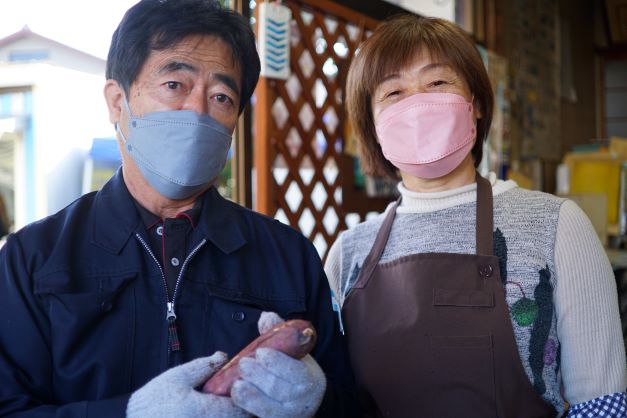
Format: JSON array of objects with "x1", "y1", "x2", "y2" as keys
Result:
[
  {"x1": 430, "y1": 334, "x2": 492, "y2": 348},
  {"x1": 428, "y1": 335, "x2": 497, "y2": 418},
  {"x1": 433, "y1": 289, "x2": 494, "y2": 307}
]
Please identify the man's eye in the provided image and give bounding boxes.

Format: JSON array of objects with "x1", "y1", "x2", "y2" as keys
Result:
[
  {"x1": 165, "y1": 81, "x2": 181, "y2": 90},
  {"x1": 214, "y1": 94, "x2": 234, "y2": 105}
]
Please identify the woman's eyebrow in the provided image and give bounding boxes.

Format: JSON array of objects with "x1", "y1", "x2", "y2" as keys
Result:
[
  {"x1": 419, "y1": 62, "x2": 454, "y2": 74},
  {"x1": 379, "y1": 62, "x2": 453, "y2": 84},
  {"x1": 379, "y1": 73, "x2": 400, "y2": 84}
]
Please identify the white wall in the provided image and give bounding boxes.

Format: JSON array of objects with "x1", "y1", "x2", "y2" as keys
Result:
[
  {"x1": 0, "y1": 61, "x2": 113, "y2": 226},
  {"x1": 0, "y1": 35, "x2": 105, "y2": 74}
]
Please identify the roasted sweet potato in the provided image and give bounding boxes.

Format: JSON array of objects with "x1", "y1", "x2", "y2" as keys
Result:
[
  {"x1": 202, "y1": 319, "x2": 317, "y2": 396},
  {"x1": 202, "y1": 319, "x2": 316, "y2": 396}
]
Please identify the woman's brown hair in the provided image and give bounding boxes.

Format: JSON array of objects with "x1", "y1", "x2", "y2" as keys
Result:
[{"x1": 346, "y1": 14, "x2": 494, "y2": 179}]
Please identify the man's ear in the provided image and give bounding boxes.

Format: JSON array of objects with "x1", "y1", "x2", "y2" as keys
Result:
[{"x1": 104, "y1": 79, "x2": 124, "y2": 125}]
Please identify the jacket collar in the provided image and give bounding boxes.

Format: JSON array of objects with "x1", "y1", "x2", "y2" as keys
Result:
[
  {"x1": 195, "y1": 187, "x2": 247, "y2": 254},
  {"x1": 92, "y1": 169, "x2": 247, "y2": 255}
]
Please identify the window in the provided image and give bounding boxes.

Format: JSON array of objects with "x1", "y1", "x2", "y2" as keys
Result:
[{"x1": 8, "y1": 50, "x2": 50, "y2": 62}]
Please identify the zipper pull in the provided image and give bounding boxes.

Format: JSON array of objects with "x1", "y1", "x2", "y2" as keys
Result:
[{"x1": 167, "y1": 302, "x2": 181, "y2": 352}]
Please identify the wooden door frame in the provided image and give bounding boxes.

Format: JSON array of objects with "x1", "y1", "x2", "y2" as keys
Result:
[{"x1": 598, "y1": 49, "x2": 627, "y2": 139}]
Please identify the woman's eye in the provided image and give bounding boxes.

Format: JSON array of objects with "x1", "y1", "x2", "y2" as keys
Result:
[
  {"x1": 429, "y1": 80, "x2": 447, "y2": 87},
  {"x1": 384, "y1": 90, "x2": 400, "y2": 99}
]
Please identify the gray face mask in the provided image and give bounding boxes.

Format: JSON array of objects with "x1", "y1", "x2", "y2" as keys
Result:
[{"x1": 117, "y1": 99, "x2": 233, "y2": 200}]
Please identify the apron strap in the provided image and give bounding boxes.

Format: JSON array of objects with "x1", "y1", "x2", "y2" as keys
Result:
[
  {"x1": 352, "y1": 197, "x2": 401, "y2": 289},
  {"x1": 353, "y1": 172, "x2": 494, "y2": 288},
  {"x1": 475, "y1": 172, "x2": 494, "y2": 256}
]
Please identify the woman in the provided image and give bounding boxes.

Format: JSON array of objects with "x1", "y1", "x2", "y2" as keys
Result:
[{"x1": 325, "y1": 14, "x2": 627, "y2": 418}]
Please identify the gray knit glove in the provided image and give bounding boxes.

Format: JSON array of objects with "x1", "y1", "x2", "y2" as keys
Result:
[
  {"x1": 126, "y1": 351, "x2": 251, "y2": 418},
  {"x1": 231, "y1": 312, "x2": 327, "y2": 418}
]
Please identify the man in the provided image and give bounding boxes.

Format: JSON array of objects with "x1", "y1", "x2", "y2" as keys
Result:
[{"x1": 0, "y1": 1, "x2": 356, "y2": 417}]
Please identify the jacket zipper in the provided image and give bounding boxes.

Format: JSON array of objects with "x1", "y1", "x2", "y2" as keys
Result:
[{"x1": 135, "y1": 233, "x2": 207, "y2": 354}]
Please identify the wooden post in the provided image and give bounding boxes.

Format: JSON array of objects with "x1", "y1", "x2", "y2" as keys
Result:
[{"x1": 253, "y1": 76, "x2": 275, "y2": 216}]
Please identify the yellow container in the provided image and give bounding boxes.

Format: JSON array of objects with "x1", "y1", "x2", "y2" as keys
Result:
[{"x1": 566, "y1": 153, "x2": 621, "y2": 227}]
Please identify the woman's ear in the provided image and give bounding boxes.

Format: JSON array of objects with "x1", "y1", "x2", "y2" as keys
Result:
[
  {"x1": 104, "y1": 80, "x2": 124, "y2": 125},
  {"x1": 473, "y1": 98, "x2": 482, "y2": 119}
]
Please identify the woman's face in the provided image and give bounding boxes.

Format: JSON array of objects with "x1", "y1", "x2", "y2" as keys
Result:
[{"x1": 371, "y1": 48, "x2": 478, "y2": 123}]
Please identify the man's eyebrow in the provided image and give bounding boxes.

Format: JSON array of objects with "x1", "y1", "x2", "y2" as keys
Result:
[
  {"x1": 158, "y1": 61, "x2": 198, "y2": 74},
  {"x1": 215, "y1": 73, "x2": 240, "y2": 97},
  {"x1": 157, "y1": 61, "x2": 240, "y2": 96}
]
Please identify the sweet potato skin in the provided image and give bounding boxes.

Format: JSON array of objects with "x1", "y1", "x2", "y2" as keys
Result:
[{"x1": 202, "y1": 319, "x2": 317, "y2": 396}]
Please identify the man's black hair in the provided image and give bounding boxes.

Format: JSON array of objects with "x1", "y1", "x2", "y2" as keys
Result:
[{"x1": 106, "y1": 0, "x2": 260, "y2": 114}]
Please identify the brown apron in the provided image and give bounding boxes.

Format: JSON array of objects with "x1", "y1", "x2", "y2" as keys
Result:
[{"x1": 342, "y1": 174, "x2": 556, "y2": 418}]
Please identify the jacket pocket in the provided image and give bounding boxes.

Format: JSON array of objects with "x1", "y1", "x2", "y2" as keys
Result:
[
  {"x1": 203, "y1": 285, "x2": 306, "y2": 358},
  {"x1": 33, "y1": 271, "x2": 137, "y2": 400}
]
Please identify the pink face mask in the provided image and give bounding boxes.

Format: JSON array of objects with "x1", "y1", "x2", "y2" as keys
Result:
[{"x1": 375, "y1": 92, "x2": 477, "y2": 179}]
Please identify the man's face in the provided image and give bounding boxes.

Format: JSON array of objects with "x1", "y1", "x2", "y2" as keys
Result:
[{"x1": 115, "y1": 34, "x2": 242, "y2": 136}]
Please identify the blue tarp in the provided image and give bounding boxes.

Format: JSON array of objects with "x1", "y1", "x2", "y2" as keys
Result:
[{"x1": 88, "y1": 137, "x2": 121, "y2": 165}]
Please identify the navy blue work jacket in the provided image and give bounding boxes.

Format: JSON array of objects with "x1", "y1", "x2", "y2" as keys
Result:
[{"x1": 0, "y1": 170, "x2": 357, "y2": 417}]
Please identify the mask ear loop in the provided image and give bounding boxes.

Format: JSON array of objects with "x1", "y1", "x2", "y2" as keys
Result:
[
  {"x1": 116, "y1": 122, "x2": 128, "y2": 143},
  {"x1": 469, "y1": 94, "x2": 478, "y2": 119},
  {"x1": 115, "y1": 96, "x2": 134, "y2": 143}
]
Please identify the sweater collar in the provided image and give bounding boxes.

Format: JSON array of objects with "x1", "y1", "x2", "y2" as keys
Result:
[{"x1": 396, "y1": 172, "x2": 517, "y2": 214}]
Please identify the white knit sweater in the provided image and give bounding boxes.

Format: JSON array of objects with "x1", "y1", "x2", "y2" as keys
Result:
[{"x1": 325, "y1": 173, "x2": 627, "y2": 414}]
